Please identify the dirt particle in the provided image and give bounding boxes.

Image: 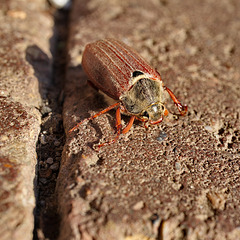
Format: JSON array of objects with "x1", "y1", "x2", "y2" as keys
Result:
[
  {"x1": 40, "y1": 134, "x2": 47, "y2": 145},
  {"x1": 50, "y1": 162, "x2": 60, "y2": 171},
  {"x1": 46, "y1": 157, "x2": 54, "y2": 164},
  {"x1": 156, "y1": 131, "x2": 167, "y2": 142},
  {"x1": 132, "y1": 200, "x2": 144, "y2": 211},
  {"x1": 207, "y1": 191, "x2": 227, "y2": 211}
]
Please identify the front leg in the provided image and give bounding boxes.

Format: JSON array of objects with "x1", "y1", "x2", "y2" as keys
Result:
[
  {"x1": 97, "y1": 107, "x2": 122, "y2": 148},
  {"x1": 164, "y1": 86, "x2": 188, "y2": 116}
]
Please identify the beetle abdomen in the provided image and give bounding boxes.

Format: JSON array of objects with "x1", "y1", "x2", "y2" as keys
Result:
[{"x1": 82, "y1": 39, "x2": 161, "y2": 99}]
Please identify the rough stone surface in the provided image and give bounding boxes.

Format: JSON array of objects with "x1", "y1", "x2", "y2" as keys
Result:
[
  {"x1": 0, "y1": 0, "x2": 53, "y2": 239},
  {"x1": 57, "y1": 0, "x2": 240, "y2": 239}
]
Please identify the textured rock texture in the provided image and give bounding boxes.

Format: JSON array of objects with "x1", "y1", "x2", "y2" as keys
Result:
[
  {"x1": 1, "y1": 0, "x2": 240, "y2": 239},
  {"x1": 57, "y1": 0, "x2": 240, "y2": 239},
  {"x1": 0, "y1": 1, "x2": 53, "y2": 239}
]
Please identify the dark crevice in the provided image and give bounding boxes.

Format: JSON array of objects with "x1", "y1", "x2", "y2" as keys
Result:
[
  {"x1": 33, "y1": 7, "x2": 69, "y2": 240},
  {"x1": 157, "y1": 219, "x2": 164, "y2": 240}
]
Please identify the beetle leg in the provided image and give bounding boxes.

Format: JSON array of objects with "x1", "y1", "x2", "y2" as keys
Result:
[
  {"x1": 122, "y1": 116, "x2": 135, "y2": 134},
  {"x1": 69, "y1": 102, "x2": 120, "y2": 133},
  {"x1": 164, "y1": 86, "x2": 188, "y2": 116},
  {"x1": 150, "y1": 116, "x2": 163, "y2": 125},
  {"x1": 97, "y1": 107, "x2": 122, "y2": 148},
  {"x1": 115, "y1": 107, "x2": 122, "y2": 135},
  {"x1": 135, "y1": 117, "x2": 149, "y2": 130}
]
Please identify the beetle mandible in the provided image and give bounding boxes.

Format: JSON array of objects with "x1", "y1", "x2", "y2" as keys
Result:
[{"x1": 69, "y1": 38, "x2": 187, "y2": 147}]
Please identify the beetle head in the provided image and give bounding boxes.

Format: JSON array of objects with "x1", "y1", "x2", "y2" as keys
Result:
[
  {"x1": 120, "y1": 77, "x2": 167, "y2": 124},
  {"x1": 142, "y1": 102, "x2": 168, "y2": 124}
]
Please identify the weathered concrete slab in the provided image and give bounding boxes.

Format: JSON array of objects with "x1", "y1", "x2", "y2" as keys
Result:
[
  {"x1": 0, "y1": 1, "x2": 53, "y2": 239},
  {"x1": 57, "y1": 0, "x2": 240, "y2": 239}
]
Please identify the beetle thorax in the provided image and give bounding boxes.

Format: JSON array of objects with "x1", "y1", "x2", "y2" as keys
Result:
[{"x1": 120, "y1": 77, "x2": 166, "y2": 122}]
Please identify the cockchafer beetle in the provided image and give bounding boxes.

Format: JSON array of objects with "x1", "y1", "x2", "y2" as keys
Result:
[{"x1": 69, "y1": 38, "x2": 187, "y2": 147}]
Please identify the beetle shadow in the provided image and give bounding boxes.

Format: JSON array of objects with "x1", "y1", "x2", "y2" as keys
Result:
[
  {"x1": 68, "y1": 67, "x2": 119, "y2": 149},
  {"x1": 25, "y1": 44, "x2": 53, "y2": 101}
]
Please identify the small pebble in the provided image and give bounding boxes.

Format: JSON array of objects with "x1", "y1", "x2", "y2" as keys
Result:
[
  {"x1": 46, "y1": 157, "x2": 54, "y2": 164},
  {"x1": 49, "y1": 0, "x2": 72, "y2": 9},
  {"x1": 156, "y1": 131, "x2": 167, "y2": 142},
  {"x1": 40, "y1": 200, "x2": 46, "y2": 207},
  {"x1": 132, "y1": 200, "x2": 144, "y2": 210},
  {"x1": 54, "y1": 140, "x2": 61, "y2": 147},
  {"x1": 39, "y1": 161, "x2": 44, "y2": 166},
  {"x1": 204, "y1": 125, "x2": 213, "y2": 132},
  {"x1": 55, "y1": 157, "x2": 61, "y2": 161},
  {"x1": 39, "y1": 168, "x2": 52, "y2": 178},
  {"x1": 39, "y1": 178, "x2": 48, "y2": 185},
  {"x1": 50, "y1": 162, "x2": 59, "y2": 171},
  {"x1": 40, "y1": 135, "x2": 47, "y2": 145},
  {"x1": 56, "y1": 152, "x2": 61, "y2": 157},
  {"x1": 175, "y1": 162, "x2": 181, "y2": 171}
]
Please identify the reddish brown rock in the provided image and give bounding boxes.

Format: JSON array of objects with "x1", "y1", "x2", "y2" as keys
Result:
[
  {"x1": 0, "y1": 0, "x2": 53, "y2": 239},
  {"x1": 57, "y1": 0, "x2": 240, "y2": 239}
]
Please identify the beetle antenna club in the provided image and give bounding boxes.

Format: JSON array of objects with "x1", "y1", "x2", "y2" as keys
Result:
[{"x1": 69, "y1": 38, "x2": 188, "y2": 147}]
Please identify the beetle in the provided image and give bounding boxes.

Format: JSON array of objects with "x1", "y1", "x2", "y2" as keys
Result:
[{"x1": 69, "y1": 38, "x2": 187, "y2": 147}]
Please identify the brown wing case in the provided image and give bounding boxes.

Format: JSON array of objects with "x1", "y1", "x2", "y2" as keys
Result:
[{"x1": 82, "y1": 38, "x2": 161, "y2": 99}]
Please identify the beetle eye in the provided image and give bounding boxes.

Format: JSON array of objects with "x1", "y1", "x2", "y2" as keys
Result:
[{"x1": 142, "y1": 111, "x2": 149, "y2": 118}]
